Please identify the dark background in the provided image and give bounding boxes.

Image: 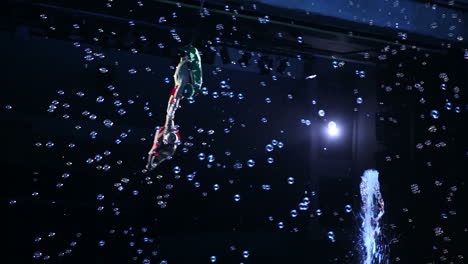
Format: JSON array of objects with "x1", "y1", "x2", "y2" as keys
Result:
[{"x1": 2, "y1": 0, "x2": 467, "y2": 263}]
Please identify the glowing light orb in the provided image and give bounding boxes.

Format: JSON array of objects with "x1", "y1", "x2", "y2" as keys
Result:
[{"x1": 327, "y1": 121, "x2": 339, "y2": 137}]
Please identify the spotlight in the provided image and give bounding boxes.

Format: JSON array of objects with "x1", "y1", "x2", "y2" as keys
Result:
[{"x1": 327, "y1": 121, "x2": 339, "y2": 137}]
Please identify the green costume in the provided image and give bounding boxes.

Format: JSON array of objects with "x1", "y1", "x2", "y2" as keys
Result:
[{"x1": 182, "y1": 46, "x2": 203, "y2": 98}]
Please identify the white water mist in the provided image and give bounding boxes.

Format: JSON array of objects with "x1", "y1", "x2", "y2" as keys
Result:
[{"x1": 359, "y1": 169, "x2": 386, "y2": 264}]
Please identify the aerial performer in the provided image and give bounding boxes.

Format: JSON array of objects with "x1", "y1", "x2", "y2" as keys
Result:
[{"x1": 146, "y1": 46, "x2": 203, "y2": 170}]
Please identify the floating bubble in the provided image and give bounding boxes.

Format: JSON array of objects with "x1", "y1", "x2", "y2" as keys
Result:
[
  {"x1": 430, "y1": 110, "x2": 439, "y2": 119},
  {"x1": 103, "y1": 119, "x2": 114, "y2": 128},
  {"x1": 345, "y1": 204, "x2": 352, "y2": 213},
  {"x1": 291, "y1": 209, "x2": 298, "y2": 217},
  {"x1": 247, "y1": 159, "x2": 255, "y2": 167},
  {"x1": 117, "y1": 109, "x2": 126, "y2": 115},
  {"x1": 99, "y1": 67, "x2": 109, "y2": 73},
  {"x1": 410, "y1": 184, "x2": 421, "y2": 194},
  {"x1": 33, "y1": 251, "x2": 43, "y2": 259},
  {"x1": 207, "y1": 155, "x2": 215, "y2": 163},
  {"x1": 90, "y1": 131, "x2": 98, "y2": 139},
  {"x1": 318, "y1": 110, "x2": 325, "y2": 117},
  {"x1": 233, "y1": 162, "x2": 243, "y2": 170},
  {"x1": 445, "y1": 102, "x2": 452, "y2": 110}
]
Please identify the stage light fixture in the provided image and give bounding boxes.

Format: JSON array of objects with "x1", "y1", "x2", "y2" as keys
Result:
[{"x1": 327, "y1": 121, "x2": 339, "y2": 137}]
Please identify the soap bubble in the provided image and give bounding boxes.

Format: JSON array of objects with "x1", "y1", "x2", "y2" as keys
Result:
[
  {"x1": 233, "y1": 162, "x2": 243, "y2": 170},
  {"x1": 90, "y1": 131, "x2": 98, "y2": 139},
  {"x1": 198, "y1": 153, "x2": 206, "y2": 160},
  {"x1": 33, "y1": 251, "x2": 43, "y2": 259},
  {"x1": 103, "y1": 119, "x2": 114, "y2": 128},
  {"x1": 99, "y1": 67, "x2": 109, "y2": 73},
  {"x1": 345, "y1": 205, "x2": 352, "y2": 213},
  {"x1": 291, "y1": 209, "x2": 298, "y2": 217},
  {"x1": 207, "y1": 155, "x2": 215, "y2": 163}
]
